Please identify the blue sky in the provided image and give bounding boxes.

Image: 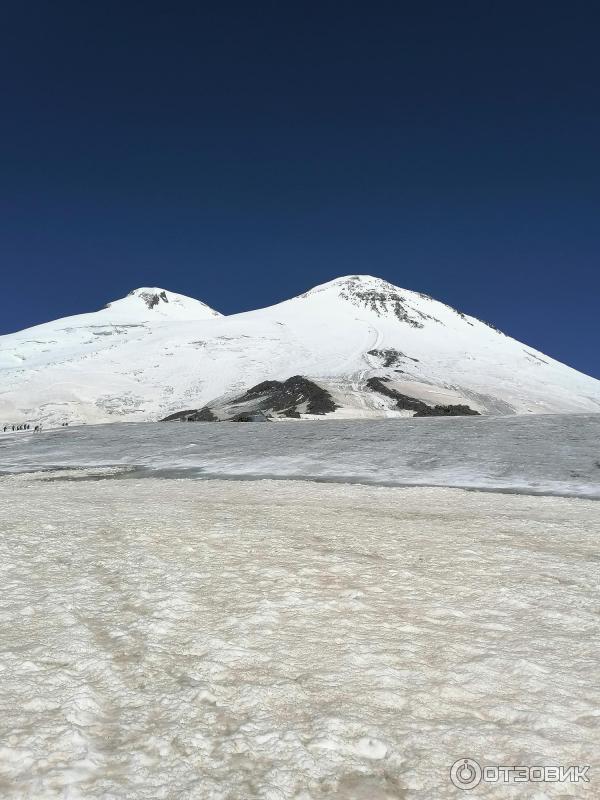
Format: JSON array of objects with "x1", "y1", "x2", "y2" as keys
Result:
[{"x1": 1, "y1": 1, "x2": 598, "y2": 377}]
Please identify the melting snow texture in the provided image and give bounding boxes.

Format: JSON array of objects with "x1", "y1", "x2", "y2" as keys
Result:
[
  {"x1": 0, "y1": 477, "x2": 598, "y2": 799},
  {"x1": 1, "y1": 415, "x2": 598, "y2": 798}
]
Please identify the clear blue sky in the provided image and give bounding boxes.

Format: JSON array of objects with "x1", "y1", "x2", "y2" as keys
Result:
[{"x1": 1, "y1": 2, "x2": 598, "y2": 377}]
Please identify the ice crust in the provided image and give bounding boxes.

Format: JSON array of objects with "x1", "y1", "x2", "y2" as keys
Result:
[{"x1": 1, "y1": 413, "x2": 599, "y2": 498}]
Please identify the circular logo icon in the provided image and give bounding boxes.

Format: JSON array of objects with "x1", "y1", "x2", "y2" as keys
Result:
[{"x1": 450, "y1": 758, "x2": 482, "y2": 790}]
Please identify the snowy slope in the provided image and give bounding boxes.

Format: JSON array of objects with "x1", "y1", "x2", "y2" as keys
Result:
[{"x1": 1, "y1": 276, "x2": 599, "y2": 424}]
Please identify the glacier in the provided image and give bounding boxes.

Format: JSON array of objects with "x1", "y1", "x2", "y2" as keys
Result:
[{"x1": 1, "y1": 413, "x2": 599, "y2": 498}]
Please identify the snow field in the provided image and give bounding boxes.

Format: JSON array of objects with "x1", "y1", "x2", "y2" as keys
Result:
[{"x1": 0, "y1": 475, "x2": 598, "y2": 799}]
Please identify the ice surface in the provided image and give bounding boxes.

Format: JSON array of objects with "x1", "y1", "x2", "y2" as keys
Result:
[
  {"x1": 0, "y1": 477, "x2": 598, "y2": 798},
  {"x1": 1, "y1": 414, "x2": 599, "y2": 498}
]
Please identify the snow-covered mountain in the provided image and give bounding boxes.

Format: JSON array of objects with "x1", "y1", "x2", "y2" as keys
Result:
[{"x1": 1, "y1": 276, "x2": 599, "y2": 425}]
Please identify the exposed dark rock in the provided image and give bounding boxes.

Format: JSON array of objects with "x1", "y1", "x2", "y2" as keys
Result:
[
  {"x1": 343, "y1": 288, "x2": 426, "y2": 327},
  {"x1": 134, "y1": 290, "x2": 169, "y2": 310},
  {"x1": 240, "y1": 380, "x2": 285, "y2": 398},
  {"x1": 413, "y1": 404, "x2": 480, "y2": 417},
  {"x1": 160, "y1": 406, "x2": 217, "y2": 422},
  {"x1": 366, "y1": 376, "x2": 395, "y2": 398},
  {"x1": 366, "y1": 377, "x2": 429, "y2": 412},
  {"x1": 481, "y1": 320, "x2": 503, "y2": 333},
  {"x1": 333, "y1": 277, "x2": 442, "y2": 326},
  {"x1": 367, "y1": 348, "x2": 419, "y2": 367},
  {"x1": 523, "y1": 351, "x2": 548, "y2": 365},
  {"x1": 159, "y1": 376, "x2": 338, "y2": 423},
  {"x1": 230, "y1": 412, "x2": 270, "y2": 422},
  {"x1": 236, "y1": 376, "x2": 338, "y2": 416},
  {"x1": 366, "y1": 377, "x2": 479, "y2": 416}
]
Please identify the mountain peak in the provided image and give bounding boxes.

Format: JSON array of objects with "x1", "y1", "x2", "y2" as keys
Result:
[
  {"x1": 297, "y1": 274, "x2": 437, "y2": 327},
  {"x1": 105, "y1": 288, "x2": 222, "y2": 319},
  {"x1": 302, "y1": 274, "x2": 399, "y2": 297},
  {"x1": 126, "y1": 288, "x2": 172, "y2": 309}
]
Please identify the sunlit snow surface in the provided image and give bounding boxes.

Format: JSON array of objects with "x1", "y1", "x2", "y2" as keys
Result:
[
  {"x1": 0, "y1": 417, "x2": 599, "y2": 799},
  {"x1": 1, "y1": 414, "x2": 600, "y2": 497}
]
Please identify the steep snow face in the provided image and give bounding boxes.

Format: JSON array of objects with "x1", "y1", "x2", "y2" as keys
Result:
[{"x1": 0, "y1": 275, "x2": 599, "y2": 424}]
